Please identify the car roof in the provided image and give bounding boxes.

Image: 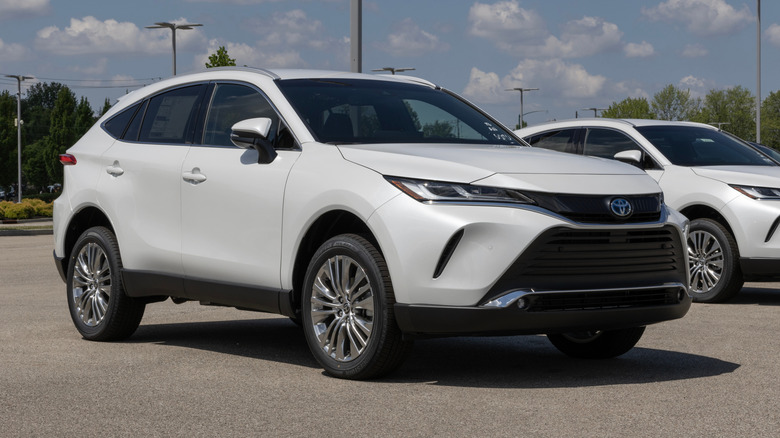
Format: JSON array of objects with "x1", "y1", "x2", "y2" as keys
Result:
[{"x1": 518, "y1": 117, "x2": 717, "y2": 133}]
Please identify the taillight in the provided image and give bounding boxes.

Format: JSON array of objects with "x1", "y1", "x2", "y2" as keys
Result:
[{"x1": 59, "y1": 154, "x2": 77, "y2": 165}]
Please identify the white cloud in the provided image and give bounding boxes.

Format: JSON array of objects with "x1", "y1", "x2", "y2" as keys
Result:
[
  {"x1": 243, "y1": 10, "x2": 340, "y2": 51},
  {"x1": 35, "y1": 16, "x2": 206, "y2": 56},
  {"x1": 378, "y1": 18, "x2": 449, "y2": 57},
  {"x1": 468, "y1": 2, "x2": 622, "y2": 58},
  {"x1": 461, "y1": 67, "x2": 506, "y2": 104},
  {"x1": 681, "y1": 43, "x2": 708, "y2": 57},
  {"x1": 505, "y1": 58, "x2": 607, "y2": 99},
  {"x1": 624, "y1": 41, "x2": 655, "y2": 58},
  {"x1": 678, "y1": 75, "x2": 715, "y2": 99},
  {"x1": 463, "y1": 59, "x2": 607, "y2": 107},
  {"x1": 0, "y1": 38, "x2": 26, "y2": 61},
  {"x1": 766, "y1": 24, "x2": 780, "y2": 47},
  {"x1": 0, "y1": 0, "x2": 49, "y2": 18},
  {"x1": 642, "y1": 0, "x2": 753, "y2": 36},
  {"x1": 195, "y1": 39, "x2": 307, "y2": 70}
]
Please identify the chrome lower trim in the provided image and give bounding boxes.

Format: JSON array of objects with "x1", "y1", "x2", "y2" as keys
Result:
[{"x1": 482, "y1": 282, "x2": 689, "y2": 308}]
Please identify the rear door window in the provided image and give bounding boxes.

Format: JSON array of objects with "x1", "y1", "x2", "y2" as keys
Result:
[{"x1": 139, "y1": 84, "x2": 207, "y2": 144}]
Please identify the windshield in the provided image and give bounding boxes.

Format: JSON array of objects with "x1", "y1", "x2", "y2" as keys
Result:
[
  {"x1": 277, "y1": 79, "x2": 521, "y2": 146},
  {"x1": 636, "y1": 125, "x2": 775, "y2": 167}
]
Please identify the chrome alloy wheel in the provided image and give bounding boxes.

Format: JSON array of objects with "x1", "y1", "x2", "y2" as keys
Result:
[
  {"x1": 71, "y1": 242, "x2": 112, "y2": 327},
  {"x1": 310, "y1": 255, "x2": 375, "y2": 362},
  {"x1": 688, "y1": 229, "x2": 724, "y2": 294}
]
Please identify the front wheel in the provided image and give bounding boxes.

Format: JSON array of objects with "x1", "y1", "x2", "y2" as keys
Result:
[
  {"x1": 302, "y1": 234, "x2": 412, "y2": 379},
  {"x1": 66, "y1": 226, "x2": 145, "y2": 341},
  {"x1": 687, "y1": 218, "x2": 743, "y2": 303},
  {"x1": 547, "y1": 327, "x2": 645, "y2": 359}
]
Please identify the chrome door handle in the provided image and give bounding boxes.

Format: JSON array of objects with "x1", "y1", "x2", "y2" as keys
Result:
[
  {"x1": 106, "y1": 161, "x2": 124, "y2": 176},
  {"x1": 182, "y1": 168, "x2": 207, "y2": 184}
]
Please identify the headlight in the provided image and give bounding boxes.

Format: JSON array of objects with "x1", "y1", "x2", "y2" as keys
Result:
[
  {"x1": 386, "y1": 177, "x2": 534, "y2": 204},
  {"x1": 731, "y1": 185, "x2": 780, "y2": 200}
]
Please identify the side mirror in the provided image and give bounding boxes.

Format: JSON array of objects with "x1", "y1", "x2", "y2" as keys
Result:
[
  {"x1": 230, "y1": 118, "x2": 277, "y2": 164},
  {"x1": 614, "y1": 150, "x2": 643, "y2": 168}
]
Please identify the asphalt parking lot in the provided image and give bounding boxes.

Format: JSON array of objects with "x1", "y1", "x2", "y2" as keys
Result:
[{"x1": 1, "y1": 234, "x2": 779, "y2": 437}]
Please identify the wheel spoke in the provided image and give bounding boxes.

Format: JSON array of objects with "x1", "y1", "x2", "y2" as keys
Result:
[
  {"x1": 309, "y1": 253, "x2": 376, "y2": 363},
  {"x1": 71, "y1": 241, "x2": 112, "y2": 327}
]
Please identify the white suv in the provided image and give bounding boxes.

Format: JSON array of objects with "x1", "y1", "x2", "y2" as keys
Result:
[
  {"x1": 53, "y1": 69, "x2": 690, "y2": 379},
  {"x1": 518, "y1": 119, "x2": 780, "y2": 303}
]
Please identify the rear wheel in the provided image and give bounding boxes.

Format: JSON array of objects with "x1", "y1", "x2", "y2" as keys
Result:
[
  {"x1": 687, "y1": 218, "x2": 743, "y2": 303},
  {"x1": 66, "y1": 226, "x2": 145, "y2": 341},
  {"x1": 302, "y1": 234, "x2": 412, "y2": 379},
  {"x1": 547, "y1": 327, "x2": 645, "y2": 359}
]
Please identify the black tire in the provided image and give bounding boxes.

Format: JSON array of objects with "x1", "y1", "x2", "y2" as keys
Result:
[
  {"x1": 547, "y1": 327, "x2": 645, "y2": 359},
  {"x1": 302, "y1": 234, "x2": 412, "y2": 379},
  {"x1": 688, "y1": 218, "x2": 743, "y2": 303},
  {"x1": 66, "y1": 226, "x2": 145, "y2": 341}
]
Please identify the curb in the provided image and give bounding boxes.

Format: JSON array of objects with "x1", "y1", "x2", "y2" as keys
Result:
[{"x1": 0, "y1": 228, "x2": 53, "y2": 236}]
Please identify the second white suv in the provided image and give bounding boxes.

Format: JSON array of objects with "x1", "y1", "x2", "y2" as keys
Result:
[
  {"x1": 53, "y1": 70, "x2": 690, "y2": 379},
  {"x1": 518, "y1": 119, "x2": 780, "y2": 302}
]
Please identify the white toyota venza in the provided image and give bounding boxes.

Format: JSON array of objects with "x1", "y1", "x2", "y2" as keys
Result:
[
  {"x1": 54, "y1": 69, "x2": 691, "y2": 379},
  {"x1": 518, "y1": 119, "x2": 780, "y2": 304}
]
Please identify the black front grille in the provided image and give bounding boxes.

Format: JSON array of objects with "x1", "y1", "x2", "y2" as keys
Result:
[
  {"x1": 525, "y1": 192, "x2": 662, "y2": 223},
  {"x1": 527, "y1": 287, "x2": 682, "y2": 312},
  {"x1": 524, "y1": 228, "x2": 680, "y2": 277},
  {"x1": 484, "y1": 226, "x2": 687, "y2": 298}
]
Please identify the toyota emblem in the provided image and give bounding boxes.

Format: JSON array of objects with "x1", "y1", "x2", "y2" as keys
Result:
[{"x1": 610, "y1": 198, "x2": 633, "y2": 218}]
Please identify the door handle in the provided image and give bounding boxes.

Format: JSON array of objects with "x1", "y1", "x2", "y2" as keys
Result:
[
  {"x1": 182, "y1": 168, "x2": 207, "y2": 184},
  {"x1": 106, "y1": 161, "x2": 124, "y2": 176}
]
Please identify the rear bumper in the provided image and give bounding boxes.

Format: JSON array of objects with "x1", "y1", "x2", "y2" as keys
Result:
[
  {"x1": 395, "y1": 283, "x2": 691, "y2": 337},
  {"x1": 53, "y1": 250, "x2": 67, "y2": 283}
]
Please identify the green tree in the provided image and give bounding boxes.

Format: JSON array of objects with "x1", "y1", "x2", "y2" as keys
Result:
[
  {"x1": 651, "y1": 84, "x2": 701, "y2": 121},
  {"x1": 0, "y1": 91, "x2": 18, "y2": 187},
  {"x1": 601, "y1": 97, "x2": 655, "y2": 119},
  {"x1": 40, "y1": 87, "x2": 78, "y2": 185},
  {"x1": 696, "y1": 86, "x2": 755, "y2": 141},
  {"x1": 99, "y1": 98, "x2": 112, "y2": 117},
  {"x1": 761, "y1": 90, "x2": 780, "y2": 148},
  {"x1": 205, "y1": 46, "x2": 236, "y2": 68},
  {"x1": 74, "y1": 97, "x2": 95, "y2": 138},
  {"x1": 22, "y1": 82, "x2": 66, "y2": 145},
  {"x1": 22, "y1": 140, "x2": 49, "y2": 190}
]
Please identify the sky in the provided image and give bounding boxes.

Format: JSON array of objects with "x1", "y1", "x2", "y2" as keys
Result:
[{"x1": 0, "y1": 0, "x2": 778, "y2": 129}]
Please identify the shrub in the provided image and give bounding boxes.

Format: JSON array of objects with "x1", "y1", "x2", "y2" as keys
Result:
[
  {"x1": 0, "y1": 201, "x2": 11, "y2": 219},
  {"x1": 2, "y1": 202, "x2": 36, "y2": 220}
]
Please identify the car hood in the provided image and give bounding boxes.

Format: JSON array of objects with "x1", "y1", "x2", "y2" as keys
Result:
[
  {"x1": 339, "y1": 143, "x2": 660, "y2": 195},
  {"x1": 692, "y1": 166, "x2": 780, "y2": 187}
]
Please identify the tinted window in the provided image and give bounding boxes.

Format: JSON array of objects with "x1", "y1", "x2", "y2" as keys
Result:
[
  {"x1": 203, "y1": 83, "x2": 279, "y2": 147},
  {"x1": 525, "y1": 129, "x2": 578, "y2": 153},
  {"x1": 636, "y1": 126, "x2": 775, "y2": 166},
  {"x1": 139, "y1": 85, "x2": 206, "y2": 144},
  {"x1": 103, "y1": 102, "x2": 140, "y2": 139},
  {"x1": 277, "y1": 79, "x2": 520, "y2": 146},
  {"x1": 583, "y1": 128, "x2": 640, "y2": 159},
  {"x1": 122, "y1": 100, "x2": 148, "y2": 142}
]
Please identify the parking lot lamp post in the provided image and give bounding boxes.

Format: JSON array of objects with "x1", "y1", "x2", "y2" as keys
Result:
[
  {"x1": 372, "y1": 67, "x2": 416, "y2": 75},
  {"x1": 5, "y1": 74, "x2": 32, "y2": 203},
  {"x1": 145, "y1": 22, "x2": 203, "y2": 75},
  {"x1": 506, "y1": 88, "x2": 538, "y2": 129}
]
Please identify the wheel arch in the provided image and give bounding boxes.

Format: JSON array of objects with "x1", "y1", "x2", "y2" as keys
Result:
[
  {"x1": 290, "y1": 209, "x2": 379, "y2": 314},
  {"x1": 679, "y1": 204, "x2": 735, "y2": 238},
  {"x1": 59, "y1": 205, "x2": 115, "y2": 275}
]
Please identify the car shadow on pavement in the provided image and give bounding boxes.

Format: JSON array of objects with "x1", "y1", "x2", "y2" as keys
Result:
[
  {"x1": 727, "y1": 286, "x2": 780, "y2": 306},
  {"x1": 128, "y1": 317, "x2": 738, "y2": 388},
  {"x1": 391, "y1": 335, "x2": 740, "y2": 388}
]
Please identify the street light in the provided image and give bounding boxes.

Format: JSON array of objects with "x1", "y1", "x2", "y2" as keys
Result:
[
  {"x1": 580, "y1": 107, "x2": 606, "y2": 117},
  {"x1": 146, "y1": 21, "x2": 203, "y2": 75},
  {"x1": 372, "y1": 67, "x2": 416, "y2": 75},
  {"x1": 5, "y1": 74, "x2": 33, "y2": 203},
  {"x1": 506, "y1": 87, "x2": 538, "y2": 129}
]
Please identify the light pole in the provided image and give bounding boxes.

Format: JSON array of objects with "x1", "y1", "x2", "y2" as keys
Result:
[
  {"x1": 757, "y1": 0, "x2": 761, "y2": 142},
  {"x1": 506, "y1": 87, "x2": 538, "y2": 129},
  {"x1": 146, "y1": 21, "x2": 203, "y2": 75},
  {"x1": 372, "y1": 67, "x2": 416, "y2": 75},
  {"x1": 580, "y1": 107, "x2": 606, "y2": 117},
  {"x1": 5, "y1": 74, "x2": 32, "y2": 203}
]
